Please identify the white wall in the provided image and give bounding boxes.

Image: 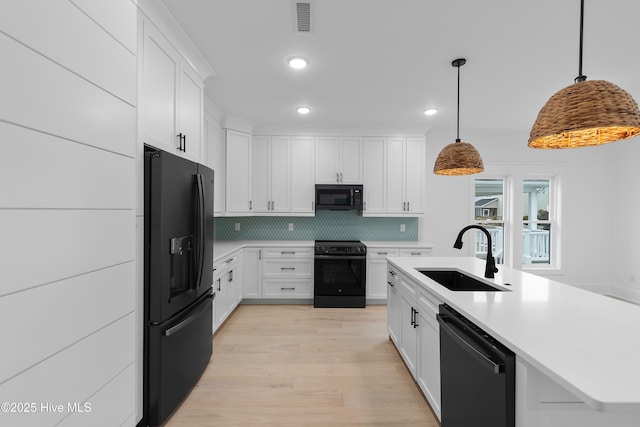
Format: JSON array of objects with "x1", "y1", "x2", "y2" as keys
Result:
[
  {"x1": 0, "y1": 1, "x2": 137, "y2": 425},
  {"x1": 611, "y1": 139, "x2": 640, "y2": 302},
  {"x1": 424, "y1": 129, "x2": 618, "y2": 293}
]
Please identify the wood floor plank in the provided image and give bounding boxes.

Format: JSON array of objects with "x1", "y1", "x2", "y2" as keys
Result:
[{"x1": 164, "y1": 304, "x2": 439, "y2": 426}]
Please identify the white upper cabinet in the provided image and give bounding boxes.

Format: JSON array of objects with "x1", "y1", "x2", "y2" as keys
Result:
[
  {"x1": 363, "y1": 137, "x2": 425, "y2": 216},
  {"x1": 386, "y1": 137, "x2": 425, "y2": 215},
  {"x1": 363, "y1": 137, "x2": 387, "y2": 214},
  {"x1": 140, "y1": 18, "x2": 204, "y2": 162},
  {"x1": 315, "y1": 136, "x2": 363, "y2": 184},
  {"x1": 251, "y1": 136, "x2": 291, "y2": 214},
  {"x1": 177, "y1": 63, "x2": 203, "y2": 160},
  {"x1": 204, "y1": 114, "x2": 223, "y2": 215},
  {"x1": 290, "y1": 136, "x2": 315, "y2": 214},
  {"x1": 225, "y1": 129, "x2": 252, "y2": 214},
  {"x1": 251, "y1": 136, "x2": 315, "y2": 216}
]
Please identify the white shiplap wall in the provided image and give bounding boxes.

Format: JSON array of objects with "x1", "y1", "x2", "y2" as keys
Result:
[{"x1": 0, "y1": 1, "x2": 137, "y2": 426}]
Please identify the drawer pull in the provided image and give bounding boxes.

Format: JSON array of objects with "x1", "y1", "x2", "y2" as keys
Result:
[
  {"x1": 410, "y1": 252, "x2": 421, "y2": 256},
  {"x1": 377, "y1": 252, "x2": 389, "y2": 255},
  {"x1": 281, "y1": 267, "x2": 296, "y2": 271},
  {"x1": 387, "y1": 281, "x2": 395, "y2": 287},
  {"x1": 225, "y1": 257, "x2": 235, "y2": 263},
  {"x1": 281, "y1": 251, "x2": 296, "y2": 255},
  {"x1": 281, "y1": 287, "x2": 295, "y2": 291},
  {"x1": 389, "y1": 270, "x2": 396, "y2": 276}
]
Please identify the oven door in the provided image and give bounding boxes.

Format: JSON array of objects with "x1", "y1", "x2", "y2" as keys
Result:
[{"x1": 314, "y1": 255, "x2": 366, "y2": 296}]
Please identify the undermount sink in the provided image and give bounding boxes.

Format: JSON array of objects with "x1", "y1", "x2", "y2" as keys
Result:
[{"x1": 418, "y1": 269, "x2": 505, "y2": 292}]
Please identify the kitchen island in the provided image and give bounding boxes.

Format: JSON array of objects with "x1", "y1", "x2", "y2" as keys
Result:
[{"x1": 387, "y1": 256, "x2": 640, "y2": 427}]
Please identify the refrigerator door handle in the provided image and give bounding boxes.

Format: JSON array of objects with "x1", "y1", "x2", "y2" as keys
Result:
[
  {"x1": 164, "y1": 294, "x2": 212, "y2": 337},
  {"x1": 194, "y1": 174, "x2": 206, "y2": 290}
]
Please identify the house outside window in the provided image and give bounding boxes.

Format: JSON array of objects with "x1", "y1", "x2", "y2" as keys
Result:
[{"x1": 473, "y1": 174, "x2": 560, "y2": 271}]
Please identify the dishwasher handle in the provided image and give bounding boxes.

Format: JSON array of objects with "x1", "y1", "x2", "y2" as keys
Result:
[{"x1": 437, "y1": 313, "x2": 504, "y2": 374}]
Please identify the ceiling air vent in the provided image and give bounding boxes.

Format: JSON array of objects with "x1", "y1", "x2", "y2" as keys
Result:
[{"x1": 295, "y1": 2, "x2": 311, "y2": 33}]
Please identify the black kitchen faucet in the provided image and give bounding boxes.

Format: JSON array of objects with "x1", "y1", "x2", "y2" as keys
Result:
[{"x1": 453, "y1": 225, "x2": 499, "y2": 279}]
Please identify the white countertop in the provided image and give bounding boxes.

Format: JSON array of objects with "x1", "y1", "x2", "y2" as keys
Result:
[{"x1": 387, "y1": 256, "x2": 640, "y2": 412}]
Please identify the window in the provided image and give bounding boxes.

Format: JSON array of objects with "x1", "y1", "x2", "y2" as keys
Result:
[
  {"x1": 522, "y1": 178, "x2": 556, "y2": 268},
  {"x1": 473, "y1": 175, "x2": 560, "y2": 271},
  {"x1": 474, "y1": 179, "x2": 506, "y2": 265}
]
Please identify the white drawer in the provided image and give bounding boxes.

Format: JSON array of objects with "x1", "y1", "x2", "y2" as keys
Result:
[
  {"x1": 417, "y1": 287, "x2": 442, "y2": 330},
  {"x1": 214, "y1": 251, "x2": 241, "y2": 272},
  {"x1": 387, "y1": 265, "x2": 400, "y2": 287},
  {"x1": 368, "y1": 248, "x2": 399, "y2": 259},
  {"x1": 262, "y1": 247, "x2": 313, "y2": 258},
  {"x1": 399, "y1": 248, "x2": 432, "y2": 257},
  {"x1": 263, "y1": 279, "x2": 313, "y2": 298},
  {"x1": 399, "y1": 274, "x2": 417, "y2": 298},
  {"x1": 263, "y1": 259, "x2": 313, "y2": 278}
]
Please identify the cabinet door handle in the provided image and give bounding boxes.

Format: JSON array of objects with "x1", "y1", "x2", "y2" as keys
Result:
[
  {"x1": 340, "y1": 172, "x2": 343, "y2": 182},
  {"x1": 364, "y1": 201, "x2": 367, "y2": 211},
  {"x1": 413, "y1": 308, "x2": 418, "y2": 328},
  {"x1": 407, "y1": 201, "x2": 410, "y2": 211},
  {"x1": 388, "y1": 270, "x2": 396, "y2": 276},
  {"x1": 259, "y1": 250, "x2": 262, "y2": 260},
  {"x1": 336, "y1": 172, "x2": 340, "y2": 183},
  {"x1": 387, "y1": 281, "x2": 394, "y2": 287},
  {"x1": 217, "y1": 278, "x2": 221, "y2": 292},
  {"x1": 177, "y1": 133, "x2": 183, "y2": 151},
  {"x1": 272, "y1": 200, "x2": 275, "y2": 210},
  {"x1": 410, "y1": 307, "x2": 415, "y2": 326},
  {"x1": 228, "y1": 269, "x2": 234, "y2": 283},
  {"x1": 249, "y1": 200, "x2": 252, "y2": 210}
]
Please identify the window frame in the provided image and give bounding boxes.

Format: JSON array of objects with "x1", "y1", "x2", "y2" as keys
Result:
[{"x1": 470, "y1": 171, "x2": 562, "y2": 273}]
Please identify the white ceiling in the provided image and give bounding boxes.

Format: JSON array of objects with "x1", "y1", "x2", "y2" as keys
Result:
[{"x1": 160, "y1": 0, "x2": 640, "y2": 136}]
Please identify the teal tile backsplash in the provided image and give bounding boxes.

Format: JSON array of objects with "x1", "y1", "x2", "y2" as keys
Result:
[{"x1": 215, "y1": 210, "x2": 418, "y2": 241}]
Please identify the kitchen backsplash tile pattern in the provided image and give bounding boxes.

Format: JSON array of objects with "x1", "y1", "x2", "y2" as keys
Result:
[{"x1": 215, "y1": 211, "x2": 418, "y2": 241}]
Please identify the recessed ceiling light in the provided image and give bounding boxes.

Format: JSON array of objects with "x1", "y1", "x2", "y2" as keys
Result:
[
  {"x1": 288, "y1": 57, "x2": 309, "y2": 69},
  {"x1": 423, "y1": 108, "x2": 438, "y2": 116},
  {"x1": 297, "y1": 106, "x2": 311, "y2": 114}
]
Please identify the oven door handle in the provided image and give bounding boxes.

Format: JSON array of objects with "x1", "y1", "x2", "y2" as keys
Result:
[{"x1": 314, "y1": 255, "x2": 366, "y2": 260}]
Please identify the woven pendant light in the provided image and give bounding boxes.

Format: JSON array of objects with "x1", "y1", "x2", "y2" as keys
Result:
[
  {"x1": 434, "y1": 58, "x2": 484, "y2": 175},
  {"x1": 529, "y1": 0, "x2": 640, "y2": 149}
]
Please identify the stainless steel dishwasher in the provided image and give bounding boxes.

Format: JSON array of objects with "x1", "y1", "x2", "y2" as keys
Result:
[{"x1": 437, "y1": 304, "x2": 515, "y2": 427}]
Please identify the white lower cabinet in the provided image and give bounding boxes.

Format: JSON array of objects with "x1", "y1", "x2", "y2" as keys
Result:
[
  {"x1": 238, "y1": 246, "x2": 314, "y2": 301},
  {"x1": 387, "y1": 262, "x2": 442, "y2": 420},
  {"x1": 386, "y1": 275, "x2": 402, "y2": 344},
  {"x1": 366, "y1": 248, "x2": 399, "y2": 300},
  {"x1": 262, "y1": 247, "x2": 313, "y2": 299},
  {"x1": 242, "y1": 248, "x2": 262, "y2": 299},
  {"x1": 367, "y1": 247, "x2": 430, "y2": 302},
  {"x1": 213, "y1": 250, "x2": 243, "y2": 334}
]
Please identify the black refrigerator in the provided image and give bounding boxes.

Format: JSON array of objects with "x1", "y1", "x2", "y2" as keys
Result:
[{"x1": 141, "y1": 145, "x2": 214, "y2": 427}]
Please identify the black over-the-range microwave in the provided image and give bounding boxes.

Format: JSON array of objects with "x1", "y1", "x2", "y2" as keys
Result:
[{"x1": 315, "y1": 184, "x2": 363, "y2": 211}]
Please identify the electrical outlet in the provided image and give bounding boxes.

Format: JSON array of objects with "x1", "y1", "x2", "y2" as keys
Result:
[
  {"x1": 288, "y1": 223, "x2": 294, "y2": 231},
  {"x1": 235, "y1": 222, "x2": 240, "y2": 231},
  {"x1": 400, "y1": 224, "x2": 406, "y2": 232}
]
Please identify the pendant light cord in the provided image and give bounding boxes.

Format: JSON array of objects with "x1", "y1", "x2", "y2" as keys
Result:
[
  {"x1": 455, "y1": 61, "x2": 462, "y2": 142},
  {"x1": 575, "y1": 0, "x2": 587, "y2": 83}
]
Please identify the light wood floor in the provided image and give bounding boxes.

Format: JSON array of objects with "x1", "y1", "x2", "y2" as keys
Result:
[{"x1": 165, "y1": 304, "x2": 440, "y2": 427}]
